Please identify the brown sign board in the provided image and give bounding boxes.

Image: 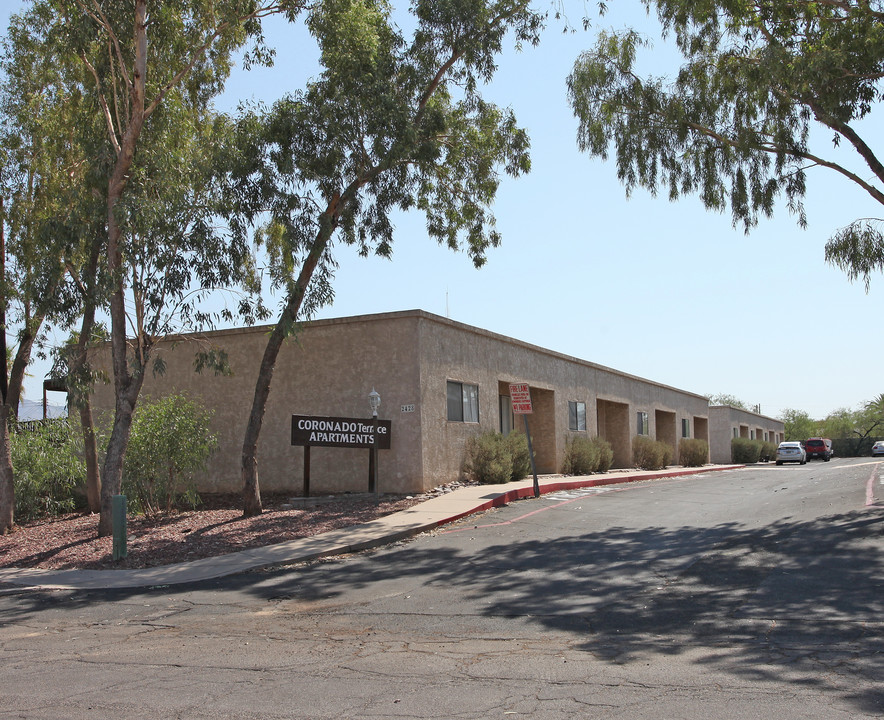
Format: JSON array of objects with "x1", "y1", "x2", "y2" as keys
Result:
[
  {"x1": 509, "y1": 383, "x2": 533, "y2": 415},
  {"x1": 291, "y1": 415, "x2": 391, "y2": 449}
]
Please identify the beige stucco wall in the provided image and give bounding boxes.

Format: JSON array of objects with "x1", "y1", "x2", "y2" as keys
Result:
[
  {"x1": 90, "y1": 314, "x2": 426, "y2": 495},
  {"x1": 89, "y1": 310, "x2": 728, "y2": 496},
  {"x1": 411, "y1": 312, "x2": 710, "y2": 480},
  {"x1": 708, "y1": 405, "x2": 785, "y2": 463}
]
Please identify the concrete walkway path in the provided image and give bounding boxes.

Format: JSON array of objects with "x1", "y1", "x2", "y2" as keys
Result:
[{"x1": 0, "y1": 465, "x2": 741, "y2": 591}]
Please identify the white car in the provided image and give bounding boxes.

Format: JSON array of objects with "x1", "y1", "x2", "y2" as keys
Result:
[
  {"x1": 776, "y1": 441, "x2": 806, "y2": 465},
  {"x1": 872, "y1": 441, "x2": 884, "y2": 457}
]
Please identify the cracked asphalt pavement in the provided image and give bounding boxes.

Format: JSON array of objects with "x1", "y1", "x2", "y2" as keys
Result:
[{"x1": 2, "y1": 460, "x2": 883, "y2": 719}]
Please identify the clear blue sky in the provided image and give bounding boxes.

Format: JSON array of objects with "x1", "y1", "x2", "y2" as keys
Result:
[{"x1": 4, "y1": 1, "x2": 882, "y2": 420}]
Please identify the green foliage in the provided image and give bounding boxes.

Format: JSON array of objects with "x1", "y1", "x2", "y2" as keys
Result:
[
  {"x1": 760, "y1": 441, "x2": 778, "y2": 463},
  {"x1": 632, "y1": 435, "x2": 671, "y2": 471},
  {"x1": 678, "y1": 438, "x2": 708, "y2": 467},
  {"x1": 122, "y1": 394, "x2": 217, "y2": 516},
  {"x1": 11, "y1": 419, "x2": 85, "y2": 522},
  {"x1": 832, "y1": 437, "x2": 880, "y2": 458},
  {"x1": 567, "y1": 1, "x2": 884, "y2": 286},
  {"x1": 562, "y1": 435, "x2": 614, "y2": 475},
  {"x1": 506, "y1": 431, "x2": 531, "y2": 481},
  {"x1": 779, "y1": 408, "x2": 819, "y2": 442},
  {"x1": 464, "y1": 430, "x2": 530, "y2": 485},
  {"x1": 707, "y1": 394, "x2": 748, "y2": 410},
  {"x1": 731, "y1": 437, "x2": 762, "y2": 464}
]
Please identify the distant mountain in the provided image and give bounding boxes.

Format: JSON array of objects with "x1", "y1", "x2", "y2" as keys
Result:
[{"x1": 17, "y1": 397, "x2": 67, "y2": 421}]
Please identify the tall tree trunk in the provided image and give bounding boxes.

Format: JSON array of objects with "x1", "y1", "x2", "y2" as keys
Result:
[
  {"x1": 97, "y1": 375, "x2": 143, "y2": 536},
  {"x1": 241, "y1": 212, "x2": 337, "y2": 517},
  {"x1": 0, "y1": 196, "x2": 14, "y2": 534},
  {"x1": 70, "y1": 238, "x2": 103, "y2": 513},
  {"x1": 80, "y1": 399, "x2": 101, "y2": 513},
  {"x1": 96, "y1": 0, "x2": 148, "y2": 537},
  {"x1": 0, "y1": 405, "x2": 13, "y2": 534},
  {"x1": 6, "y1": 318, "x2": 43, "y2": 415}
]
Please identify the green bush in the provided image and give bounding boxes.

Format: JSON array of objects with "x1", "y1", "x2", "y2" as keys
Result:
[
  {"x1": 759, "y1": 441, "x2": 778, "y2": 463},
  {"x1": 594, "y1": 437, "x2": 614, "y2": 472},
  {"x1": 731, "y1": 437, "x2": 763, "y2": 463},
  {"x1": 464, "y1": 431, "x2": 530, "y2": 484},
  {"x1": 563, "y1": 436, "x2": 614, "y2": 474},
  {"x1": 678, "y1": 438, "x2": 709, "y2": 467},
  {"x1": 11, "y1": 418, "x2": 86, "y2": 522},
  {"x1": 122, "y1": 394, "x2": 217, "y2": 516},
  {"x1": 633, "y1": 435, "x2": 671, "y2": 470},
  {"x1": 506, "y1": 431, "x2": 531, "y2": 481}
]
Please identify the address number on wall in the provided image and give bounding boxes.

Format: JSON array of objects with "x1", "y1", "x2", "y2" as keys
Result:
[{"x1": 400, "y1": 404, "x2": 416, "y2": 413}]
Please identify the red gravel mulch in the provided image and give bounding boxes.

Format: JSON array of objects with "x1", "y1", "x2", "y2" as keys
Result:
[{"x1": 0, "y1": 493, "x2": 426, "y2": 571}]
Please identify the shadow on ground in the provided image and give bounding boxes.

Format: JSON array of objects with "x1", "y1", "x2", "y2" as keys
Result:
[{"x1": 5, "y1": 504, "x2": 883, "y2": 714}]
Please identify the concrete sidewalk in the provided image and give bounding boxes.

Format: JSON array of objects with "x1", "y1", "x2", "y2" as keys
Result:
[{"x1": 0, "y1": 465, "x2": 742, "y2": 591}]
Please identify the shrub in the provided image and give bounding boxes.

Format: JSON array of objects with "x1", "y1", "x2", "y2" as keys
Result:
[
  {"x1": 633, "y1": 435, "x2": 671, "y2": 470},
  {"x1": 464, "y1": 431, "x2": 530, "y2": 484},
  {"x1": 464, "y1": 431, "x2": 513, "y2": 484},
  {"x1": 678, "y1": 438, "x2": 709, "y2": 467},
  {"x1": 759, "y1": 441, "x2": 778, "y2": 462},
  {"x1": 11, "y1": 418, "x2": 86, "y2": 522},
  {"x1": 594, "y1": 437, "x2": 614, "y2": 472},
  {"x1": 731, "y1": 437, "x2": 762, "y2": 463},
  {"x1": 506, "y1": 431, "x2": 531, "y2": 481},
  {"x1": 122, "y1": 394, "x2": 217, "y2": 516},
  {"x1": 563, "y1": 436, "x2": 614, "y2": 475},
  {"x1": 562, "y1": 436, "x2": 596, "y2": 475}
]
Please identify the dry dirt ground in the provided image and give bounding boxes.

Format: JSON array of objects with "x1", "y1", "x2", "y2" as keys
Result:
[{"x1": 0, "y1": 492, "x2": 433, "y2": 571}]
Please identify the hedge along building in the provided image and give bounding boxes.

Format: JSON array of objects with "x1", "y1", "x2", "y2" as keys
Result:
[
  {"x1": 708, "y1": 405, "x2": 785, "y2": 464},
  {"x1": 89, "y1": 310, "x2": 739, "y2": 495}
]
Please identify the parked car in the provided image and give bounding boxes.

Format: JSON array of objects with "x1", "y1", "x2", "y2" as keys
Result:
[
  {"x1": 804, "y1": 437, "x2": 833, "y2": 461},
  {"x1": 872, "y1": 441, "x2": 884, "y2": 457},
  {"x1": 776, "y1": 441, "x2": 806, "y2": 465}
]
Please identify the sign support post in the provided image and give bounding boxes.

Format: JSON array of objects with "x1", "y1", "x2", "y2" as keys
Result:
[{"x1": 509, "y1": 383, "x2": 539, "y2": 498}]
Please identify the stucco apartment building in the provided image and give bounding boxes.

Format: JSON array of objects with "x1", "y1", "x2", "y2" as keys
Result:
[
  {"x1": 89, "y1": 310, "x2": 783, "y2": 495},
  {"x1": 708, "y1": 405, "x2": 785, "y2": 464}
]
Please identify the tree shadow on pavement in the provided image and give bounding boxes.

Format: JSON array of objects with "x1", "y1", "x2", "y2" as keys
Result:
[{"x1": 3, "y1": 504, "x2": 882, "y2": 715}]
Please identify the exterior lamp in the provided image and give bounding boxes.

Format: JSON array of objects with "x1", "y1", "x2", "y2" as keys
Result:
[{"x1": 369, "y1": 388, "x2": 381, "y2": 418}]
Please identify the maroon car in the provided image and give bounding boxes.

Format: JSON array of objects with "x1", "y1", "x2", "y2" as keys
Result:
[{"x1": 805, "y1": 437, "x2": 833, "y2": 461}]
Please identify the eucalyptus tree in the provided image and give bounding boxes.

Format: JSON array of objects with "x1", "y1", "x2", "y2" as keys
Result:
[
  {"x1": 41, "y1": 0, "x2": 303, "y2": 536},
  {"x1": 0, "y1": 4, "x2": 106, "y2": 531},
  {"x1": 222, "y1": 0, "x2": 542, "y2": 515},
  {"x1": 567, "y1": 1, "x2": 884, "y2": 286}
]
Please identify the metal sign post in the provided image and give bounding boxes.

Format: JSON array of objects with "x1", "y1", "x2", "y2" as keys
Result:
[{"x1": 509, "y1": 383, "x2": 539, "y2": 498}]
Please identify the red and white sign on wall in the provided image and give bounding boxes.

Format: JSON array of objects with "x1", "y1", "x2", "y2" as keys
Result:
[{"x1": 509, "y1": 382, "x2": 533, "y2": 414}]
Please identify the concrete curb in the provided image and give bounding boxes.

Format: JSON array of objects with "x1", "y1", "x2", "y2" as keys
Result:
[{"x1": 0, "y1": 465, "x2": 744, "y2": 591}]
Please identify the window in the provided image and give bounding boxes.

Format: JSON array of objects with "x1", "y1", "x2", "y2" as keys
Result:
[
  {"x1": 447, "y1": 381, "x2": 479, "y2": 423},
  {"x1": 637, "y1": 411, "x2": 649, "y2": 436},
  {"x1": 499, "y1": 395, "x2": 514, "y2": 434},
  {"x1": 568, "y1": 401, "x2": 586, "y2": 432},
  {"x1": 733, "y1": 427, "x2": 738, "y2": 438},
  {"x1": 682, "y1": 418, "x2": 690, "y2": 438}
]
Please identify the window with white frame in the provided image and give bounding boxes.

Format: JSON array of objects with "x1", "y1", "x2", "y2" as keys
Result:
[
  {"x1": 568, "y1": 401, "x2": 586, "y2": 432},
  {"x1": 447, "y1": 381, "x2": 479, "y2": 423},
  {"x1": 637, "y1": 411, "x2": 649, "y2": 436}
]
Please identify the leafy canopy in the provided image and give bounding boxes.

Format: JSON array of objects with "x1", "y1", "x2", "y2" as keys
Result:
[
  {"x1": 567, "y1": 0, "x2": 884, "y2": 286},
  {"x1": 221, "y1": 0, "x2": 540, "y2": 322}
]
